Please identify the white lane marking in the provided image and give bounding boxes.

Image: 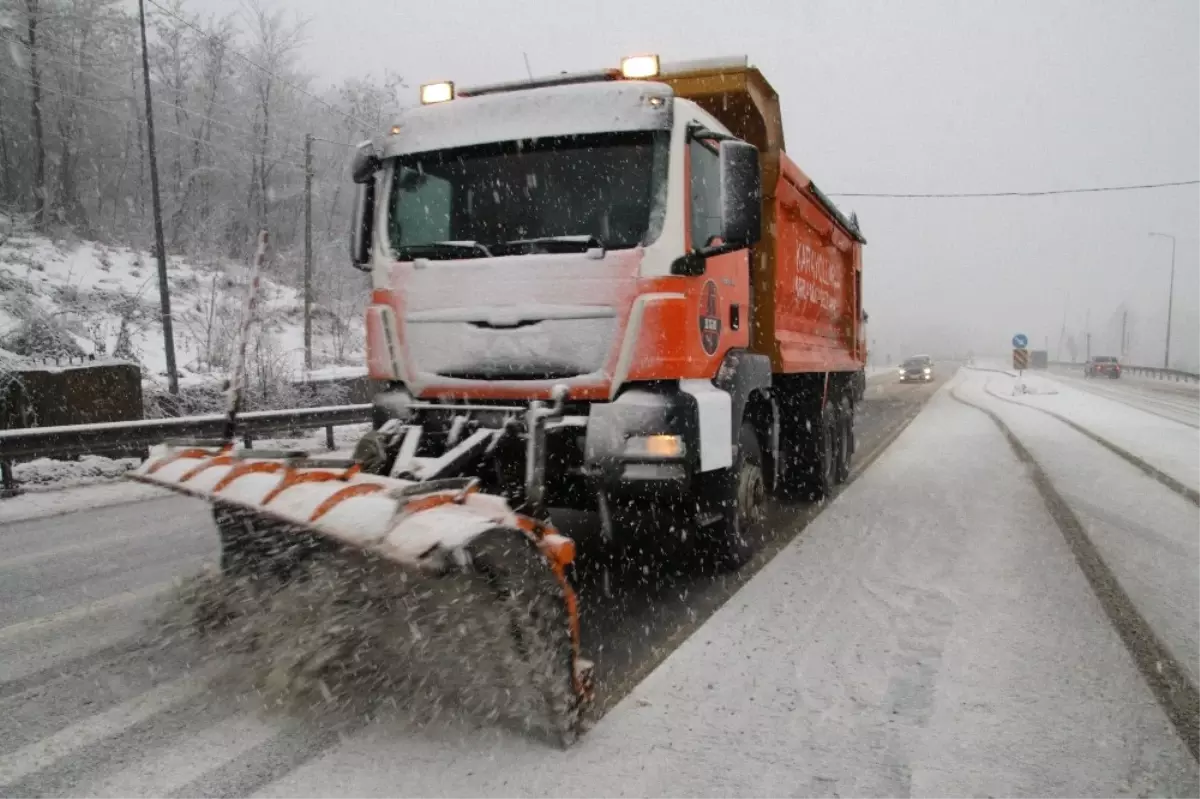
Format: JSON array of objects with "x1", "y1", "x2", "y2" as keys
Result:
[
  {"x1": 82, "y1": 712, "x2": 278, "y2": 798},
  {"x1": 0, "y1": 670, "x2": 213, "y2": 786},
  {"x1": 0, "y1": 581, "x2": 175, "y2": 644}
]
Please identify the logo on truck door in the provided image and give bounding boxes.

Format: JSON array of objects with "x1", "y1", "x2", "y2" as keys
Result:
[{"x1": 699, "y1": 279, "x2": 721, "y2": 355}]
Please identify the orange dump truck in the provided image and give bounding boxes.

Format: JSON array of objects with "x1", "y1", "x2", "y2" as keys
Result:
[
  {"x1": 348, "y1": 54, "x2": 867, "y2": 567},
  {"x1": 128, "y1": 54, "x2": 869, "y2": 745}
]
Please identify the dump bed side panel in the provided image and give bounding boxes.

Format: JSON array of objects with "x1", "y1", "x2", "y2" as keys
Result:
[{"x1": 770, "y1": 155, "x2": 863, "y2": 374}]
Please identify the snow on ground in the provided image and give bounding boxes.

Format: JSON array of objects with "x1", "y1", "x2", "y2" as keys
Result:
[
  {"x1": 978, "y1": 370, "x2": 1200, "y2": 492},
  {"x1": 0, "y1": 480, "x2": 171, "y2": 526},
  {"x1": 957, "y1": 370, "x2": 1200, "y2": 690},
  {"x1": 1048, "y1": 367, "x2": 1199, "y2": 429},
  {"x1": 1052, "y1": 362, "x2": 1200, "y2": 391},
  {"x1": 249, "y1": 373, "x2": 1196, "y2": 798},
  {"x1": 0, "y1": 229, "x2": 365, "y2": 387},
  {"x1": 13, "y1": 454, "x2": 143, "y2": 489}
]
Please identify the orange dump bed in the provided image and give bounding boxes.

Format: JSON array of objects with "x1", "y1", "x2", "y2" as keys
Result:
[{"x1": 661, "y1": 64, "x2": 865, "y2": 375}]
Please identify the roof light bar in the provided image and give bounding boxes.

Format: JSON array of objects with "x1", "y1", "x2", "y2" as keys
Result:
[
  {"x1": 458, "y1": 69, "x2": 619, "y2": 98},
  {"x1": 620, "y1": 54, "x2": 660, "y2": 79},
  {"x1": 420, "y1": 81, "x2": 455, "y2": 105}
]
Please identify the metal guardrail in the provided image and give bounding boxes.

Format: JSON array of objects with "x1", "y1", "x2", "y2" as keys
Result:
[
  {"x1": 1048, "y1": 361, "x2": 1200, "y2": 383},
  {"x1": 0, "y1": 403, "x2": 373, "y2": 496}
]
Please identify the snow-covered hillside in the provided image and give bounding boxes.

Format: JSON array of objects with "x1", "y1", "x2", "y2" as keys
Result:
[{"x1": 0, "y1": 221, "x2": 367, "y2": 391}]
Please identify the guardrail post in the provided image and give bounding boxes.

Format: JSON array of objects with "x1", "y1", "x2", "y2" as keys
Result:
[
  {"x1": 325, "y1": 425, "x2": 335, "y2": 451},
  {"x1": 1, "y1": 460, "x2": 18, "y2": 497}
]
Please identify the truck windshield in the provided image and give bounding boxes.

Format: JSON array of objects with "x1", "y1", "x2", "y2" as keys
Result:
[{"x1": 385, "y1": 130, "x2": 668, "y2": 259}]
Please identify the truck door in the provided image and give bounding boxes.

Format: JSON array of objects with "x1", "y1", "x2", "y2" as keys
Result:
[{"x1": 686, "y1": 130, "x2": 752, "y2": 362}]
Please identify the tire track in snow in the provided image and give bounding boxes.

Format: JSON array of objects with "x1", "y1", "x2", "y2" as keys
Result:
[
  {"x1": 982, "y1": 381, "x2": 1199, "y2": 507},
  {"x1": 950, "y1": 385, "x2": 1199, "y2": 762},
  {"x1": 1051, "y1": 374, "x2": 1199, "y2": 429},
  {"x1": 0, "y1": 667, "x2": 218, "y2": 791}
]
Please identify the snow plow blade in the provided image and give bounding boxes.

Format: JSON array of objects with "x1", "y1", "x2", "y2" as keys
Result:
[{"x1": 127, "y1": 443, "x2": 592, "y2": 746}]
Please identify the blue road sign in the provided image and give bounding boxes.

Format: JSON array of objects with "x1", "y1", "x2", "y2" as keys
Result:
[{"x1": 1012, "y1": 333, "x2": 1028, "y2": 348}]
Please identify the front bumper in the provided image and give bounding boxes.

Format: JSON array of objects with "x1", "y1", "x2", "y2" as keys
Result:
[{"x1": 371, "y1": 383, "x2": 706, "y2": 501}]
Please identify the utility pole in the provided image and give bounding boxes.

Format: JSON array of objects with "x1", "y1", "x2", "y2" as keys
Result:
[
  {"x1": 1120, "y1": 311, "x2": 1127, "y2": 358},
  {"x1": 303, "y1": 132, "x2": 313, "y2": 371},
  {"x1": 1056, "y1": 292, "x2": 1069, "y2": 362},
  {"x1": 1085, "y1": 308, "x2": 1091, "y2": 362},
  {"x1": 138, "y1": 0, "x2": 177, "y2": 395},
  {"x1": 1149, "y1": 232, "x2": 1176, "y2": 369}
]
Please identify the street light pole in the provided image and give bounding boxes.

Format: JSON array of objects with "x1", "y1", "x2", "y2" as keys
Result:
[{"x1": 1149, "y1": 232, "x2": 1176, "y2": 369}]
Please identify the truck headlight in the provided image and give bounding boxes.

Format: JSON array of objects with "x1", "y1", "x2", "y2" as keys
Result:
[
  {"x1": 923, "y1": 367, "x2": 931, "y2": 374},
  {"x1": 625, "y1": 434, "x2": 685, "y2": 458}
]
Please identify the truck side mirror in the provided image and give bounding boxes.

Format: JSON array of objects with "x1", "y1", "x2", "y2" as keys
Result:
[
  {"x1": 718, "y1": 139, "x2": 761, "y2": 248},
  {"x1": 349, "y1": 143, "x2": 380, "y2": 271},
  {"x1": 350, "y1": 180, "x2": 376, "y2": 271},
  {"x1": 669, "y1": 136, "x2": 761, "y2": 277}
]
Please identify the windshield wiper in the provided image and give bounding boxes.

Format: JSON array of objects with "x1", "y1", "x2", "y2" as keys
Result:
[
  {"x1": 489, "y1": 235, "x2": 605, "y2": 257},
  {"x1": 394, "y1": 241, "x2": 492, "y2": 260}
]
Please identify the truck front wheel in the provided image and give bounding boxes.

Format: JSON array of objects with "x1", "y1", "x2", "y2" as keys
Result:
[{"x1": 694, "y1": 420, "x2": 766, "y2": 570}]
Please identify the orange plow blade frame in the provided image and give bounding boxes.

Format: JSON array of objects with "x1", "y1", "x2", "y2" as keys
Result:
[{"x1": 127, "y1": 443, "x2": 593, "y2": 744}]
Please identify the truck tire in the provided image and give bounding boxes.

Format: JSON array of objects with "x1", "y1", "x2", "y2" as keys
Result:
[
  {"x1": 803, "y1": 404, "x2": 837, "y2": 501},
  {"x1": 695, "y1": 420, "x2": 766, "y2": 570},
  {"x1": 834, "y1": 398, "x2": 853, "y2": 484}
]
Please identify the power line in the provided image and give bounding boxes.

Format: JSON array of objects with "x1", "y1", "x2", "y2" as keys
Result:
[
  {"x1": 0, "y1": 68, "x2": 305, "y2": 169},
  {"x1": 143, "y1": 0, "x2": 373, "y2": 130},
  {"x1": 827, "y1": 180, "x2": 1200, "y2": 198}
]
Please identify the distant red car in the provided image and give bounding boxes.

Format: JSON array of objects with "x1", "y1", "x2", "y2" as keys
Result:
[{"x1": 1085, "y1": 356, "x2": 1121, "y2": 379}]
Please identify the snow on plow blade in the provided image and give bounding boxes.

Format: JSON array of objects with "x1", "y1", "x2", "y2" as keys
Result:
[{"x1": 127, "y1": 442, "x2": 593, "y2": 746}]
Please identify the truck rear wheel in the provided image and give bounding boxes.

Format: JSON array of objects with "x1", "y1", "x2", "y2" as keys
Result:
[
  {"x1": 834, "y1": 399, "x2": 853, "y2": 485},
  {"x1": 802, "y1": 404, "x2": 837, "y2": 501},
  {"x1": 695, "y1": 421, "x2": 766, "y2": 570}
]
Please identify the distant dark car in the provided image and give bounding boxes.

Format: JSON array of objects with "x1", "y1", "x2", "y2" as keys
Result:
[
  {"x1": 899, "y1": 355, "x2": 934, "y2": 383},
  {"x1": 1085, "y1": 356, "x2": 1121, "y2": 379}
]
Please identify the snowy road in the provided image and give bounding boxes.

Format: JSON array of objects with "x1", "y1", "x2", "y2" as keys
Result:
[
  {"x1": 2, "y1": 365, "x2": 1196, "y2": 796},
  {"x1": 0, "y1": 369, "x2": 937, "y2": 796},
  {"x1": 1050, "y1": 367, "x2": 1200, "y2": 429}
]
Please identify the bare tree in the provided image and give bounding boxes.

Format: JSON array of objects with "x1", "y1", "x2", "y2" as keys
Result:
[
  {"x1": 24, "y1": 0, "x2": 46, "y2": 227},
  {"x1": 1, "y1": 0, "x2": 399, "y2": 376},
  {"x1": 0, "y1": 82, "x2": 13, "y2": 206}
]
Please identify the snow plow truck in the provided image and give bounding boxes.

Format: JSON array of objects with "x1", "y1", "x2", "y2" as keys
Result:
[{"x1": 130, "y1": 54, "x2": 866, "y2": 745}]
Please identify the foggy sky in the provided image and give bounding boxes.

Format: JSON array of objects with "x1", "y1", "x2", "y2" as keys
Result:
[{"x1": 203, "y1": 0, "x2": 1199, "y2": 367}]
